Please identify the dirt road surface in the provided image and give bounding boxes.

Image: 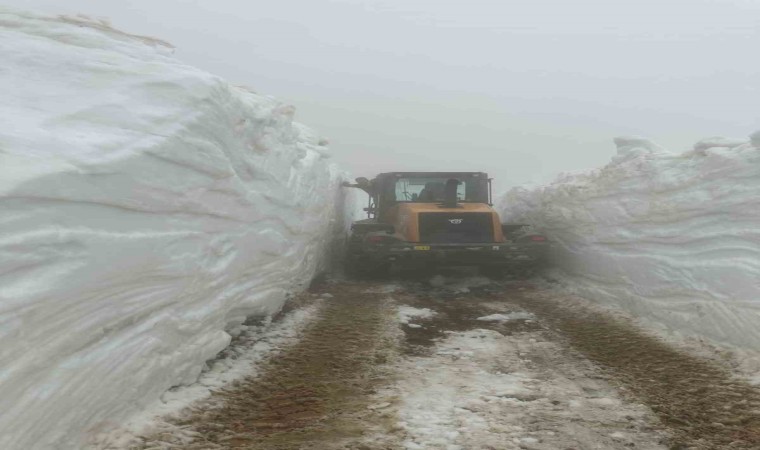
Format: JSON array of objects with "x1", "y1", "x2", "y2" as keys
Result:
[{"x1": 123, "y1": 275, "x2": 760, "y2": 450}]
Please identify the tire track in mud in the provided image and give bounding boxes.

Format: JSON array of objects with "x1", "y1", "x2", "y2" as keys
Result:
[
  {"x1": 505, "y1": 283, "x2": 760, "y2": 449},
  {"x1": 135, "y1": 281, "x2": 400, "y2": 450}
]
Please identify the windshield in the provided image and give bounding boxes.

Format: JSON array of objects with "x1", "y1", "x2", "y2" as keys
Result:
[{"x1": 394, "y1": 177, "x2": 475, "y2": 202}]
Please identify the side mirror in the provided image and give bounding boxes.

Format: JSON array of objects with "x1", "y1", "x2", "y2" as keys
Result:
[
  {"x1": 411, "y1": 193, "x2": 418, "y2": 201},
  {"x1": 355, "y1": 177, "x2": 369, "y2": 185}
]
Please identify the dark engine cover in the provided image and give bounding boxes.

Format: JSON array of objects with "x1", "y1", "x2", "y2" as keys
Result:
[{"x1": 418, "y1": 212, "x2": 494, "y2": 243}]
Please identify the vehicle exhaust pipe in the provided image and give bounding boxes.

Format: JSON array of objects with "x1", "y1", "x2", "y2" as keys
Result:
[{"x1": 443, "y1": 178, "x2": 461, "y2": 208}]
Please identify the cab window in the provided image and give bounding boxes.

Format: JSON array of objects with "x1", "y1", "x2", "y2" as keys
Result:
[{"x1": 394, "y1": 177, "x2": 467, "y2": 202}]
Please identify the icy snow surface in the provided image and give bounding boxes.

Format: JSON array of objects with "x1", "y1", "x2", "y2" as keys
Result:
[
  {"x1": 476, "y1": 312, "x2": 535, "y2": 322},
  {"x1": 501, "y1": 133, "x2": 760, "y2": 365},
  {"x1": 0, "y1": 9, "x2": 348, "y2": 449},
  {"x1": 393, "y1": 328, "x2": 663, "y2": 449},
  {"x1": 397, "y1": 305, "x2": 437, "y2": 324}
]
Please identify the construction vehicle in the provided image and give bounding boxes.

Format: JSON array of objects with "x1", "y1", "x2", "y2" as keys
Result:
[{"x1": 342, "y1": 172, "x2": 548, "y2": 277}]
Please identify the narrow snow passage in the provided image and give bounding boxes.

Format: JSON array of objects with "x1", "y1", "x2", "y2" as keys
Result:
[{"x1": 100, "y1": 276, "x2": 760, "y2": 449}]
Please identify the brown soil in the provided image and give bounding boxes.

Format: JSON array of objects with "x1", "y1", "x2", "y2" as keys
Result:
[
  {"x1": 134, "y1": 282, "x2": 400, "y2": 450},
  {"x1": 131, "y1": 276, "x2": 760, "y2": 450}
]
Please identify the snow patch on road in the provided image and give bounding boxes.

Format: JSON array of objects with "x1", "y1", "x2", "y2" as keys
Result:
[
  {"x1": 0, "y1": 8, "x2": 349, "y2": 449},
  {"x1": 477, "y1": 312, "x2": 535, "y2": 322},
  {"x1": 428, "y1": 275, "x2": 492, "y2": 293},
  {"x1": 394, "y1": 327, "x2": 665, "y2": 449},
  {"x1": 398, "y1": 305, "x2": 437, "y2": 325},
  {"x1": 397, "y1": 330, "x2": 530, "y2": 449},
  {"x1": 502, "y1": 133, "x2": 760, "y2": 373}
]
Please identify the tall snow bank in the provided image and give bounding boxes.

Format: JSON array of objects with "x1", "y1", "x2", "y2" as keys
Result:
[
  {"x1": 0, "y1": 9, "x2": 348, "y2": 449},
  {"x1": 502, "y1": 132, "x2": 760, "y2": 363}
]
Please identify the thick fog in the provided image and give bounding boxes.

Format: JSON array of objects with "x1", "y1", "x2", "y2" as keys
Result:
[{"x1": 8, "y1": 0, "x2": 759, "y2": 193}]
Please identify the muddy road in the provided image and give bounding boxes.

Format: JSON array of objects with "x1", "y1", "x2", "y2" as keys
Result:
[{"x1": 126, "y1": 276, "x2": 760, "y2": 450}]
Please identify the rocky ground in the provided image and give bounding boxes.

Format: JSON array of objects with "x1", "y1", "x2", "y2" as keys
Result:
[{"x1": 115, "y1": 274, "x2": 760, "y2": 450}]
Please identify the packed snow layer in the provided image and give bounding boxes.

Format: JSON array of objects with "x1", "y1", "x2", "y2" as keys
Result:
[
  {"x1": 501, "y1": 133, "x2": 760, "y2": 360},
  {"x1": 0, "y1": 9, "x2": 348, "y2": 449}
]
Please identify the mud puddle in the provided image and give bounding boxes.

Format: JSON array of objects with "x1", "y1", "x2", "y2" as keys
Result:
[{"x1": 393, "y1": 280, "x2": 543, "y2": 355}]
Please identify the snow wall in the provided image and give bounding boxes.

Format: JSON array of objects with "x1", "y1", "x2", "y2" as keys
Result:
[
  {"x1": 501, "y1": 132, "x2": 760, "y2": 366},
  {"x1": 0, "y1": 9, "x2": 351, "y2": 449}
]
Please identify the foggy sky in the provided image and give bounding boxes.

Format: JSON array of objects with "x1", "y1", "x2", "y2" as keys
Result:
[{"x1": 7, "y1": 0, "x2": 759, "y2": 194}]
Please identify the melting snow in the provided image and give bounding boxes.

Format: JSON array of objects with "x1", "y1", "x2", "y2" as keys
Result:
[
  {"x1": 397, "y1": 305, "x2": 437, "y2": 324},
  {"x1": 477, "y1": 312, "x2": 535, "y2": 322},
  {"x1": 391, "y1": 327, "x2": 665, "y2": 449}
]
